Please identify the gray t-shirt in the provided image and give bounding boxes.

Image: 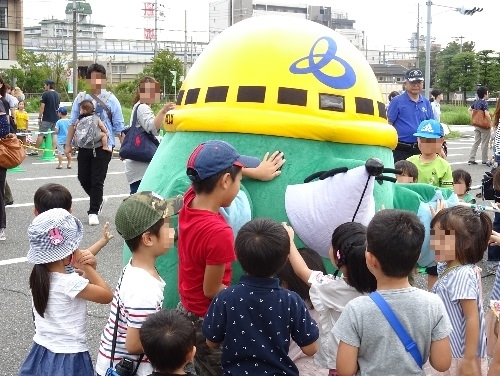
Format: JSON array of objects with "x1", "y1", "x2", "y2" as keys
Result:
[
  {"x1": 124, "y1": 103, "x2": 159, "y2": 185},
  {"x1": 333, "y1": 287, "x2": 451, "y2": 376}
]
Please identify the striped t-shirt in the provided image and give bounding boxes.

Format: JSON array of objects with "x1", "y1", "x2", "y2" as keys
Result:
[
  {"x1": 95, "y1": 261, "x2": 165, "y2": 376},
  {"x1": 432, "y1": 263, "x2": 486, "y2": 358}
]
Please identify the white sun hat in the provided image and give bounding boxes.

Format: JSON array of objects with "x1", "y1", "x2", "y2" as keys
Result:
[{"x1": 27, "y1": 208, "x2": 83, "y2": 265}]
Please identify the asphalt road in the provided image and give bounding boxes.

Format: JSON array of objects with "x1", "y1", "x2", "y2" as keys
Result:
[{"x1": 0, "y1": 125, "x2": 498, "y2": 375}]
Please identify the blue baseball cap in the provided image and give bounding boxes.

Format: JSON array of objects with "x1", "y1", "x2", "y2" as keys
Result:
[
  {"x1": 413, "y1": 119, "x2": 444, "y2": 139},
  {"x1": 405, "y1": 68, "x2": 424, "y2": 82},
  {"x1": 57, "y1": 106, "x2": 67, "y2": 115},
  {"x1": 186, "y1": 140, "x2": 260, "y2": 181}
]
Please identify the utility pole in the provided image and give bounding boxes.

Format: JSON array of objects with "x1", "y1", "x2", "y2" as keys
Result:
[
  {"x1": 425, "y1": 0, "x2": 431, "y2": 98},
  {"x1": 452, "y1": 35, "x2": 464, "y2": 52},
  {"x1": 108, "y1": 55, "x2": 115, "y2": 85},
  {"x1": 154, "y1": 0, "x2": 158, "y2": 57},
  {"x1": 72, "y1": 0, "x2": 78, "y2": 99},
  {"x1": 184, "y1": 10, "x2": 187, "y2": 77},
  {"x1": 416, "y1": 3, "x2": 420, "y2": 68}
]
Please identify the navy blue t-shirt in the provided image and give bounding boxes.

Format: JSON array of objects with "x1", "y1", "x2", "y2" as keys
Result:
[
  {"x1": 40, "y1": 90, "x2": 61, "y2": 123},
  {"x1": 202, "y1": 275, "x2": 319, "y2": 376},
  {"x1": 387, "y1": 91, "x2": 434, "y2": 143}
]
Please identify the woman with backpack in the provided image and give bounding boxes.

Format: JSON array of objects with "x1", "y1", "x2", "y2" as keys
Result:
[{"x1": 122, "y1": 76, "x2": 175, "y2": 194}]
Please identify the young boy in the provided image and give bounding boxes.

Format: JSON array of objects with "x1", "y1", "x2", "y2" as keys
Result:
[
  {"x1": 139, "y1": 310, "x2": 197, "y2": 376},
  {"x1": 76, "y1": 100, "x2": 110, "y2": 152},
  {"x1": 54, "y1": 107, "x2": 72, "y2": 169},
  {"x1": 406, "y1": 119, "x2": 453, "y2": 188},
  {"x1": 202, "y1": 218, "x2": 319, "y2": 375},
  {"x1": 15, "y1": 101, "x2": 31, "y2": 154},
  {"x1": 176, "y1": 140, "x2": 264, "y2": 373},
  {"x1": 394, "y1": 160, "x2": 418, "y2": 183},
  {"x1": 333, "y1": 210, "x2": 452, "y2": 376},
  {"x1": 95, "y1": 191, "x2": 183, "y2": 376},
  {"x1": 33, "y1": 183, "x2": 113, "y2": 269}
]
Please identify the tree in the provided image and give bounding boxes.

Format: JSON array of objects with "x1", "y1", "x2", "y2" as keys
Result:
[
  {"x1": 476, "y1": 50, "x2": 496, "y2": 90},
  {"x1": 142, "y1": 50, "x2": 183, "y2": 96},
  {"x1": 451, "y1": 52, "x2": 478, "y2": 101}
]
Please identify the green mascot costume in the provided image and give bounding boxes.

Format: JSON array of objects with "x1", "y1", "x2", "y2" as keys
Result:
[{"x1": 129, "y1": 16, "x2": 458, "y2": 308}]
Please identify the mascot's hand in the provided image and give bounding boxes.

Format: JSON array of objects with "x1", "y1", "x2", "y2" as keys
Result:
[
  {"x1": 430, "y1": 199, "x2": 447, "y2": 218},
  {"x1": 244, "y1": 151, "x2": 285, "y2": 181}
]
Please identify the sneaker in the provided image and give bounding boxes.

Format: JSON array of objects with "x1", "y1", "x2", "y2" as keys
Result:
[
  {"x1": 0, "y1": 228, "x2": 6, "y2": 241},
  {"x1": 483, "y1": 161, "x2": 493, "y2": 167},
  {"x1": 468, "y1": 160, "x2": 478, "y2": 165},
  {"x1": 88, "y1": 214, "x2": 99, "y2": 226}
]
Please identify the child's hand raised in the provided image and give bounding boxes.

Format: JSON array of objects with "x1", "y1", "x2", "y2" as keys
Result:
[
  {"x1": 282, "y1": 222, "x2": 295, "y2": 240},
  {"x1": 250, "y1": 151, "x2": 286, "y2": 181},
  {"x1": 101, "y1": 222, "x2": 114, "y2": 246},
  {"x1": 430, "y1": 199, "x2": 447, "y2": 218}
]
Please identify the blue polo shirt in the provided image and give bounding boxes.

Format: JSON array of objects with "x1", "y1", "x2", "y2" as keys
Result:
[
  {"x1": 388, "y1": 91, "x2": 434, "y2": 143},
  {"x1": 202, "y1": 275, "x2": 319, "y2": 376}
]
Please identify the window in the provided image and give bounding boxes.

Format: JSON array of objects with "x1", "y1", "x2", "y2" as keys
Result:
[
  {"x1": 396, "y1": 77, "x2": 401, "y2": 82},
  {"x1": 320, "y1": 8, "x2": 325, "y2": 15},
  {"x1": 0, "y1": 7, "x2": 6, "y2": 29},
  {"x1": 0, "y1": 37, "x2": 8, "y2": 59},
  {"x1": 112, "y1": 65, "x2": 127, "y2": 74}
]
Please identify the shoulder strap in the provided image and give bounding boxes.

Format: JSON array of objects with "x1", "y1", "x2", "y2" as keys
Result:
[
  {"x1": 91, "y1": 92, "x2": 113, "y2": 123},
  {"x1": 369, "y1": 292, "x2": 423, "y2": 369}
]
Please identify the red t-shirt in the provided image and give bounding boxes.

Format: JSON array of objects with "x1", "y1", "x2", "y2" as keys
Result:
[{"x1": 178, "y1": 187, "x2": 236, "y2": 317}]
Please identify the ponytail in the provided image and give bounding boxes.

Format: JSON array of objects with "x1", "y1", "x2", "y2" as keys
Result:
[{"x1": 29, "y1": 264, "x2": 50, "y2": 317}]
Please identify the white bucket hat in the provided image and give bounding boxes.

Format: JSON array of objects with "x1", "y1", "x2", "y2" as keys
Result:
[{"x1": 27, "y1": 208, "x2": 83, "y2": 265}]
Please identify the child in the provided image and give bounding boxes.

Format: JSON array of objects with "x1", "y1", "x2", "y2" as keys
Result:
[
  {"x1": 15, "y1": 100, "x2": 31, "y2": 154},
  {"x1": 428, "y1": 206, "x2": 491, "y2": 375},
  {"x1": 95, "y1": 191, "x2": 183, "y2": 376},
  {"x1": 276, "y1": 248, "x2": 329, "y2": 375},
  {"x1": 76, "y1": 99, "x2": 110, "y2": 152},
  {"x1": 333, "y1": 209, "x2": 452, "y2": 376},
  {"x1": 452, "y1": 169, "x2": 476, "y2": 204},
  {"x1": 407, "y1": 119, "x2": 453, "y2": 189},
  {"x1": 176, "y1": 140, "x2": 264, "y2": 373},
  {"x1": 54, "y1": 106, "x2": 72, "y2": 169},
  {"x1": 287, "y1": 222, "x2": 377, "y2": 375},
  {"x1": 18, "y1": 208, "x2": 113, "y2": 376},
  {"x1": 394, "y1": 160, "x2": 418, "y2": 183},
  {"x1": 202, "y1": 218, "x2": 319, "y2": 375},
  {"x1": 33, "y1": 182, "x2": 114, "y2": 269},
  {"x1": 487, "y1": 169, "x2": 500, "y2": 274},
  {"x1": 139, "y1": 309, "x2": 197, "y2": 376}
]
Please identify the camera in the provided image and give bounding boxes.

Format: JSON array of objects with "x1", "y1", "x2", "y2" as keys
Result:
[{"x1": 105, "y1": 358, "x2": 135, "y2": 376}]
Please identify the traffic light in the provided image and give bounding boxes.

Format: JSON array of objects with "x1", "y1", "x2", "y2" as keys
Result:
[{"x1": 459, "y1": 6, "x2": 483, "y2": 15}]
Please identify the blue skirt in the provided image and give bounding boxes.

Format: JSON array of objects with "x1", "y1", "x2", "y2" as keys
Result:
[{"x1": 19, "y1": 343, "x2": 94, "y2": 376}]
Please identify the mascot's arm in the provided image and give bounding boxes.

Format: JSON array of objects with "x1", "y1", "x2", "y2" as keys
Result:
[
  {"x1": 242, "y1": 151, "x2": 285, "y2": 181},
  {"x1": 283, "y1": 223, "x2": 313, "y2": 285}
]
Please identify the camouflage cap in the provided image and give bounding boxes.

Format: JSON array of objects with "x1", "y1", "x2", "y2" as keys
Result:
[{"x1": 115, "y1": 191, "x2": 183, "y2": 240}]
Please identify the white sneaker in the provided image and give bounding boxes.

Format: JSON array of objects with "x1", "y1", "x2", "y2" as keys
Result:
[
  {"x1": 88, "y1": 214, "x2": 99, "y2": 226},
  {"x1": 0, "y1": 228, "x2": 5, "y2": 240}
]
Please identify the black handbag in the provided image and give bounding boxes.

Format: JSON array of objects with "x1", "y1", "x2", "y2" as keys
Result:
[{"x1": 119, "y1": 105, "x2": 159, "y2": 163}]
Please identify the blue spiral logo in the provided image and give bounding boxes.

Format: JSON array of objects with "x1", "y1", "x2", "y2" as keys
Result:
[{"x1": 289, "y1": 36, "x2": 356, "y2": 90}]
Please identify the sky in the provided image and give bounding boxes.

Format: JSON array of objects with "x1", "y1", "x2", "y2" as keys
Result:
[{"x1": 24, "y1": 0, "x2": 498, "y2": 52}]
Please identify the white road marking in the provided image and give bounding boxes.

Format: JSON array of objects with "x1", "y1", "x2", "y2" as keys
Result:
[
  {"x1": 0, "y1": 257, "x2": 27, "y2": 266},
  {"x1": 17, "y1": 171, "x2": 124, "y2": 181},
  {"x1": 6, "y1": 193, "x2": 128, "y2": 208}
]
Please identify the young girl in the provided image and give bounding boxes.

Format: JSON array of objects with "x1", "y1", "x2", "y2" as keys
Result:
[
  {"x1": 277, "y1": 247, "x2": 330, "y2": 375},
  {"x1": 452, "y1": 169, "x2": 476, "y2": 204},
  {"x1": 19, "y1": 208, "x2": 114, "y2": 376},
  {"x1": 15, "y1": 100, "x2": 30, "y2": 152},
  {"x1": 287, "y1": 222, "x2": 377, "y2": 376},
  {"x1": 429, "y1": 206, "x2": 491, "y2": 375}
]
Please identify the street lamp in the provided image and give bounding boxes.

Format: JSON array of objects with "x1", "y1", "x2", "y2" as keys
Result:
[{"x1": 425, "y1": 2, "x2": 482, "y2": 98}]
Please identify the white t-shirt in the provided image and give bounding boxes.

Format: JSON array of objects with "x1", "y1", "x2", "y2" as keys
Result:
[
  {"x1": 95, "y1": 261, "x2": 165, "y2": 376},
  {"x1": 33, "y1": 272, "x2": 89, "y2": 353},
  {"x1": 307, "y1": 270, "x2": 363, "y2": 369}
]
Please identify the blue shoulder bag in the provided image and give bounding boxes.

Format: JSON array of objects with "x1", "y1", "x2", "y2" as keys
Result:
[
  {"x1": 369, "y1": 292, "x2": 423, "y2": 369},
  {"x1": 119, "y1": 104, "x2": 160, "y2": 163}
]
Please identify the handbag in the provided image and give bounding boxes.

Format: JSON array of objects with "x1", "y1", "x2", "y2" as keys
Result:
[
  {"x1": 0, "y1": 136, "x2": 26, "y2": 169},
  {"x1": 369, "y1": 292, "x2": 423, "y2": 369},
  {"x1": 106, "y1": 266, "x2": 144, "y2": 376},
  {"x1": 119, "y1": 105, "x2": 160, "y2": 163},
  {"x1": 471, "y1": 109, "x2": 491, "y2": 129}
]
